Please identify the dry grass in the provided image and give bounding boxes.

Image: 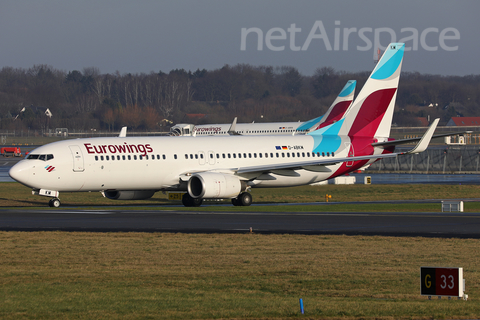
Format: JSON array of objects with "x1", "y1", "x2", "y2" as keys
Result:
[{"x1": 0, "y1": 232, "x2": 479, "y2": 319}]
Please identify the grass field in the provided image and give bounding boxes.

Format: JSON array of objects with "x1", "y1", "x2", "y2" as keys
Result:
[
  {"x1": 1, "y1": 182, "x2": 480, "y2": 319},
  {"x1": 0, "y1": 232, "x2": 479, "y2": 319}
]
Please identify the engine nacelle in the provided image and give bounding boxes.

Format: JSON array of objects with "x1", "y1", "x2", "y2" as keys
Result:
[
  {"x1": 188, "y1": 172, "x2": 244, "y2": 199},
  {"x1": 103, "y1": 190, "x2": 156, "y2": 200}
]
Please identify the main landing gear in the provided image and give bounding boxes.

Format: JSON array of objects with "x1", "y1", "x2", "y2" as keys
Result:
[
  {"x1": 231, "y1": 192, "x2": 252, "y2": 206},
  {"x1": 181, "y1": 192, "x2": 253, "y2": 207},
  {"x1": 182, "y1": 193, "x2": 203, "y2": 207},
  {"x1": 48, "y1": 198, "x2": 61, "y2": 208}
]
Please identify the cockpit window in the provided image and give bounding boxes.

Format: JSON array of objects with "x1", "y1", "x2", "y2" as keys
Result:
[{"x1": 26, "y1": 154, "x2": 54, "y2": 161}]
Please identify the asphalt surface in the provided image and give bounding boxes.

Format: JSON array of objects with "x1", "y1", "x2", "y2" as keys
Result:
[{"x1": 1, "y1": 207, "x2": 480, "y2": 238}]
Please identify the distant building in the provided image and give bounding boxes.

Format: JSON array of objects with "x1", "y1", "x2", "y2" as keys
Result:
[
  {"x1": 415, "y1": 117, "x2": 429, "y2": 126},
  {"x1": 446, "y1": 117, "x2": 480, "y2": 126}
]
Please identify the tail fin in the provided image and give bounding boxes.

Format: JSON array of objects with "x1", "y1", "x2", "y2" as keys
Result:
[
  {"x1": 313, "y1": 80, "x2": 356, "y2": 130},
  {"x1": 336, "y1": 43, "x2": 404, "y2": 138},
  {"x1": 296, "y1": 80, "x2": 356, "y2": 133}
]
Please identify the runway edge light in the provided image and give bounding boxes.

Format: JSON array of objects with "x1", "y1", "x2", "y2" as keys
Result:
[{"x1": 420, "y1": 267, "x2": 467, "y2": 300}]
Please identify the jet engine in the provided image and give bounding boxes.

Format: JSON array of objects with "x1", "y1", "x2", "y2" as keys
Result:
[
  {"x1": 188, "y1": 172, "x2": 245, "y2": 199},
  {"x1": 103, "y1": 190, "x2": 156, "y2": 200}
]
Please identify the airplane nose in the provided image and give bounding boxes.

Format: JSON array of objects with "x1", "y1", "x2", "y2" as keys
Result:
[{"x1": 9, "y1": 161, "x2": 33, "y2": 186}]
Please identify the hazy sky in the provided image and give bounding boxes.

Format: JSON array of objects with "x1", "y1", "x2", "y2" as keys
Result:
[{"x1": 1, "y1": 0, "x2": 478, "y2": 76}]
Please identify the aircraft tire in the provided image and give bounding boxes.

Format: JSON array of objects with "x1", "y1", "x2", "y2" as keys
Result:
[
  {"x1": 182, "y1": 193, "x2": 193, "y2": 207},
  {"x1": 182, "y1": 193, "x2": 203, "y2": 207},
  {"x1": 238, "y1": 192, "x2": 252, "y2": 206},
  {"x1": 49, "y1": 198, "x2": 61, "y2": 208},
  {"x1": 192, "y1": 197, "x2": 203, "y2": 207}
]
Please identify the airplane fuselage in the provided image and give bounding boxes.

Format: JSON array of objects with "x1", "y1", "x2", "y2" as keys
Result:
[{"x1": 10, "y1": 133, "x2": 381, "y2": 194}]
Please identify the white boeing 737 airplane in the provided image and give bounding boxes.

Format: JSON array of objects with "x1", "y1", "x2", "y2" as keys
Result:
[
  {"x1": 170, "y1": 80, "x2": 356, "y2": 136},
  {"x1": 9, "y1": 43, "x2": 439, "y2": 207}
]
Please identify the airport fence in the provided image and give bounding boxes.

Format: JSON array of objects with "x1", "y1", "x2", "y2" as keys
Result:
[{"x1": 368, "y1": 146, "x2": 480, "y2": 173}]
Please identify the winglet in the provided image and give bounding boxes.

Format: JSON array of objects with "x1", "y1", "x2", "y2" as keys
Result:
[
  {"x1": 404, "y1": 118, "x2": 439, "y2": 154},
  {"x1": 119, "y1": 127, "x2": 127, "y2": 137},
  {"x1": 228, "y1": 117, "x2": 239, "y2": 135}
]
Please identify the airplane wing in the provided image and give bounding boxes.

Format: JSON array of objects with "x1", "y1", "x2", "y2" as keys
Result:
[
  {"x1": 231, "y1": 118, "x2": 440, "y2": 175},
  {"x1": 372, "y1": 129, "x2": 472, "y2": 148}
]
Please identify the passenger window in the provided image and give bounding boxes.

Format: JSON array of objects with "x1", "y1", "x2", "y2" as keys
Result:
[
  {"x1": 228, "y1": 154, "x2": 231, "y2": 159},
  {"x1": 327, "y1": 152, "x2": 330, "y2": 157},
  {"x1": 123, "y1": 155, "x2": 126, "y2": 160},
  {"x1": 100, "y1": 156, "x2": 104, "y2": 161},
  {"x1": 128, "y1": 155, "x2": 131, "y2": 160},
  {"x1": 134, "y1": 155, "x2": 137, "y2": 160},
  {"x1": 238, "y1": 153, "x2": 241, "y2": 158},
  {"x1": 117, "y1": 155, "x2": 121, "y2": 160},
  {"x1": 322, "y1": 152, "x2": 325, "y2": 157},
  {"x1": 185, "y1": 154, "x2": 188, "y2": 159},
  {"x1": 216, "y1": 154, "x2": 219, "y2": 159},
  {"x1": 232, "y1": 154, "x2": 236, "y2": 158},
  {"x1": 292, "y1": 153, "x2": 295, "y2": 158},
  {"x1": 174, "y1": 154, "x2": 177, "y2": 159},
  {"x1": 332, "y1": 152, "x2": 335, "y2": 156},
  {"x1": 106, "y1": 155, "x2": 110, "y2": 160},
  {"x1": 95, "y1": 156, "x2": 98, "y2": 161},
  {"x1": 195, "y1": 154, "x2": 198, "y2": 159},
  {"x1": 248, "y1": 153, "x2": 252, "y2": 158}
]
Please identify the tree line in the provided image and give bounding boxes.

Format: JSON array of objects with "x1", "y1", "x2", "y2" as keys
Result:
[{"x1": 0, "y1": 64, "x2": 479, "y2": 133}]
